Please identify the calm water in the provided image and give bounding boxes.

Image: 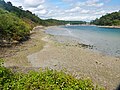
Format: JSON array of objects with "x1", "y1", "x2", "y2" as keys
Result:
[{"x1": 46, "y1": 25, "x2": 120, "y2": 57}]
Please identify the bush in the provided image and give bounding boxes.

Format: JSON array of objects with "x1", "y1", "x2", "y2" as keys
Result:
[
  {"x1": 0, "y1": 60, "x2": 104, "y2": 90},
  {"x1": 0, "y1": 9, "x2": 31, "y2": 42}
]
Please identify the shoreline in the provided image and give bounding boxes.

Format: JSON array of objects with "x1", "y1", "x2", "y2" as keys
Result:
[
  {"x1": 97, "y1": 25, "x2": 120, "y2": 29},
  {"x1": 1, "y1": 26, "x2": 120, "y2": 90}
]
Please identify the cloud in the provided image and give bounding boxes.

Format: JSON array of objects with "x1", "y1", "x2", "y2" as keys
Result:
[
  {"x1": 80, "y1": 9, "x2": 90, "y2": 14},
  {"x1": 24, "y1": 0, "x2": 45, "y2": 7},
  {"x1": 53, "y1": 15, "x2": 99, "y2": 21},
  {"x1": 4, "y1": 0, "x2": 120, "y2": 21},
  {"x1": 65, "y1": 6, "x2": 89, "y2": 14},
  {"x1": 34, "y1": 9, "x2": 47, "y2": 15},
  {"x1": 76, "y1": 0, "x2": 104, "y2": 7},
  {"x1": 26, "y1": 5, "x2": 44, "y2": 12},
  {"x1": 94, "y1": 10, "x2": 106, "y2": 15},
  {"x1": 86, "y1": 0, "x2": 104, "y2": 7},
  {"x1": 62, "y1": 0, "x2": 78, "y2": 2},
  {"x1": 65, "y1": 7, "x2": 81, "y2": 13},
  {"x1": 5, "y1": 0, "x2": 24, "y2": 6}
]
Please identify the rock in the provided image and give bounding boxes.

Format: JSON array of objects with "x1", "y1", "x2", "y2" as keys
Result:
[{"x1": 12, "y1": 40, "x2": 19, "y2": 44}]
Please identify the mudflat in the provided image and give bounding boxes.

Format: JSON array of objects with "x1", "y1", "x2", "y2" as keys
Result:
[{"x1": 2, "y1": 26, "x2": 120, "y2": 90}]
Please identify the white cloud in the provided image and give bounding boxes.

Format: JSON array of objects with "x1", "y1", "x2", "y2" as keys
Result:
[
  {"x1": 80, "y1": 9, "x2": 89, "y2": 14},
  {"x1": 5, "y1": 0, "x2": 24, "y2": 6},
  {"x1": 94, "y1": 10, "x2": 106, "y2": 15},
  {"x1": 24, "y1": 0, "x2": 45, "y2": 7},
  {"x1": 62, "y1": 0, "x2": 77, "y2": 2},
  {"x1": 26, "y1": 5, "x2": 44, "y2": 12},
  {"x1": 4, "y1": 0, "x2": 120, "y2": 21},
  {"x1": 34, "y1": 9, "x2": 47, "y2": 15},
  {"x1": 65, "y1": 7, "x2": 81, "y2": 13},
  {"x1": 53, "y1": 15, "x2": 99, "y2": 21},
  {"x1": 87, "y1": 0, "x2": 104, "y2": 7},
  {"x1": 76, "y1": 0, "x2": 104, "y2": 7}
]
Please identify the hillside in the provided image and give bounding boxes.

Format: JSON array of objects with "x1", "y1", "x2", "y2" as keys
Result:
[
  {"x1": 0, "y1": 0, "x2": 87, "y2": 46},
  {"x1": 0, "y1": 0, "x2": 64, "y2": 26},
  {"x1": 90, "y1": 11, "x2": 120, "y2": 26},
  {"x1": 0, "y1": 0, "x2": 43, "y2": 26},
  {"x1": 0, "y1": 8, "x2": 32, "y2": 46}
]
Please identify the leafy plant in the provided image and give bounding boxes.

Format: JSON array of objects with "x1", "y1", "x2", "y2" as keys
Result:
[
  {"x1": 0, "y1": 61, "x2": 104, "y2": 90},
  {"x1": 0, "y1": 9, "x2": 31, "y2": 43}
]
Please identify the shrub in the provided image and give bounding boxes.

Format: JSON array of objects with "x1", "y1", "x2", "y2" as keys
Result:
[
  {"x1": 0, "y1": 9, "x2": 31, "y2": 42},
  {"x1": 0, "y1": 60, "x2": 104, "y2": 90}
]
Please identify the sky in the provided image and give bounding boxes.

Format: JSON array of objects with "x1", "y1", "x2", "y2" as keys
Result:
[{"x1": 4, "y1": 0, "x2": 120, "y2": 21}]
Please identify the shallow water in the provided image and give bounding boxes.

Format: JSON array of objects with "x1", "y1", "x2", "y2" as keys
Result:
[{"x1": 46, "y1": 25, "x2": 120, "y2": 57}]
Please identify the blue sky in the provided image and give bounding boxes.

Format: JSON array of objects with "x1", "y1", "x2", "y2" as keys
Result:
[{"x1": 4, "y1": 0, "x2": 120, "y2": 21}]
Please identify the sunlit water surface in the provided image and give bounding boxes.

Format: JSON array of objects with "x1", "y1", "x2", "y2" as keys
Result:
[{"x1": 46, "y1": 26, "x2": 120, "y2": 57}]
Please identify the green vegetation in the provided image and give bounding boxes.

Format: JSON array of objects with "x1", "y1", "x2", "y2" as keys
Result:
[
  {"x1": 65, "y1": 21, "x2": 86, "y2": 25},
  {"x1": 0, "y1": 0, "x2": 43, "y2": 26},
  {"x1": 0, "y1": 60, "x2": 104, "y2": 90},
  {"x1": 0, "y1": 9, "x2": 31, "y2": 45},
  {"x1": 90, "y1": 11, "x2": 120, "y2": 26}
]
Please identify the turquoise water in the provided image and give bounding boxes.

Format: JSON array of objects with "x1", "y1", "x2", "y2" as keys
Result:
[{"x1": 46, "y1": 26, "x2": 120, "y2": 57}]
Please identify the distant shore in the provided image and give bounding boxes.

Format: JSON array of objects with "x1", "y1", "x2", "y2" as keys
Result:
[
  {"x1": 65, "y1": 24, "x2": 120, "y2": 29},
  {"x1": 97, "y1": 25, "x2": 120, "y2": 29}
]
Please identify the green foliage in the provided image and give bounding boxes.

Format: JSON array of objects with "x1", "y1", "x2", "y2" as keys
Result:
[
  {"x1": 0, "y1": 59, "x2": 14, "y2": 90},
  {"x1": 0, "y1": 63, "x2": 104, "y2": 90},
  {"x1": 90, "y1": 11, "x2": 120, "y2": 26},
  {"x1": 0, "y1": 9, "x2": 31, "y2": 42}
]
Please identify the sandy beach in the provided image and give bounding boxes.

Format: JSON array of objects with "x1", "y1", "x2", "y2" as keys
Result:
[{"x1": 2, "y1": 26, "x2": 120, "y2": 90}]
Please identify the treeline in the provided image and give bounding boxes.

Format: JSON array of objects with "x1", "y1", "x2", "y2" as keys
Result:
[
  {"x1": 44, "y1": 19, "x2": 86, "y2": 25},
  {"x1": 66, "y1": 21, "x2": 86, "y2": 25},
  {"x1": 90, "y1": 11, "x2": 120, "y2": 26}
]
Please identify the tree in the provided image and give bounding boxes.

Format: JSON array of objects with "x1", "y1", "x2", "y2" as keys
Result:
[
  {"x1": 90, "y1": 11, "x2": 120, "y2": 26},
  {"x1": 7, "y1": 1, "x2": 12, "y2": 6}
]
